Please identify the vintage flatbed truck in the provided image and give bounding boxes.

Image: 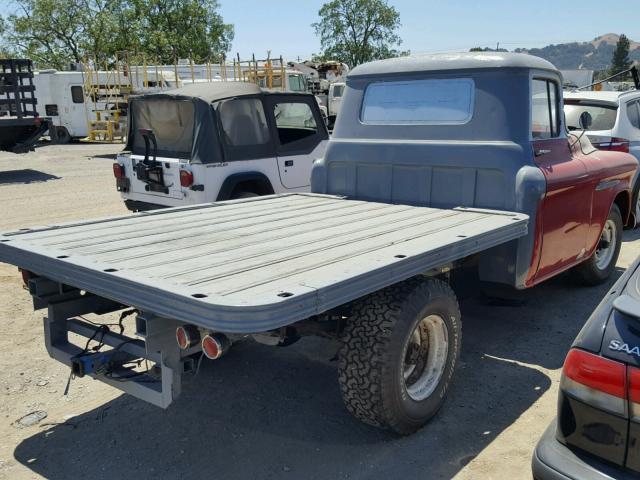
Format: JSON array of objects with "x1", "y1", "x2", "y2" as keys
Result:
[{"x1": 0, "y1": 53, "x2": 637, "y2": 435}]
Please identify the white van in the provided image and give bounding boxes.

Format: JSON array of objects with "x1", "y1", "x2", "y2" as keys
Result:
[{"x1": 33, "y1": 71, "x2": 88, "y2": 141}]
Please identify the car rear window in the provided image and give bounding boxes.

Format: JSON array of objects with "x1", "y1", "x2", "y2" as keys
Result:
[
  {"x1": 131, "y1": 99, "x2": 195, "y2": 158},
  {"x1": 564, "y1": 101, "x2": 618, "y2": 131},
  {"x1": 361, "y1": 78, "x2": 475, "y2": 125}
]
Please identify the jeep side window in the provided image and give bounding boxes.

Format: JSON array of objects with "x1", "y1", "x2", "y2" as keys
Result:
[
  {"x1": 218, "y1": 98, "x2": 270, "y2": 146},
  {"x1": 531, "y1": 79, "x2": 560, "y2": 139},
  {"x1": 272, "y1": 101, "x2": 318, "y2": 146}
]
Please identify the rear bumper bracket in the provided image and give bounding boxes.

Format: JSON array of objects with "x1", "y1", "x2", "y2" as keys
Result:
[{"x1": 44, "y1": 296, "x2": 193, "y2": 408}]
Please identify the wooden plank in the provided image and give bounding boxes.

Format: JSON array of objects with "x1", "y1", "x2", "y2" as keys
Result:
[
  {"x1": 97, "y1": 202, "x2": 408, "y2": 265},
  {"x1": 0, "y1": 194, "x2": 529, "y2": 332},
  {"x1": 195, "y1": 211, "x2": 495, "y2": 294},
  {"x1": 231, "y1": 213, "x2": 525, "y2": 307},
  {"x1": 137, "y1": 207, "x2": 459, "y2": 280},
  {"x1": 36, "y1": 195, "x2": 333, "y2": 246}
]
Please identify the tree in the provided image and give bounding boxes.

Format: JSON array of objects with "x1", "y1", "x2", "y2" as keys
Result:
[
  {"x1": 0, "y1": 17, "x2": 12, "y2": 58},
  {"x1": 313, "y1": 0, "x2": 406, "y2": 67},
  {"x1": 2, "y1": 0, "x2": 125, "y2": 68},
  {"x1": 609, "y1": 34, "x2": 632, "y2": 78},
  {"x1": 122, "y1": 0, "x2": 234, "y2": 63},
  {"x1": 0, "y1": 0, "x2": 234, "y2": 68}
]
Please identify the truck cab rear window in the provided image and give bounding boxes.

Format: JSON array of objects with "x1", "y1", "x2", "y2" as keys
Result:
[
  {"x1": 361, "y1": 78, "x2": 475, "y2": 125},
  {"x1": 131, "y1": 99, "x2": 195, "y2": 158}
]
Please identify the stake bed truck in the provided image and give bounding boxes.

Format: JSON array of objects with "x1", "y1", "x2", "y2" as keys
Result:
[{"x1": 0, "y1": 53, "x2": 637, "y2": 435}]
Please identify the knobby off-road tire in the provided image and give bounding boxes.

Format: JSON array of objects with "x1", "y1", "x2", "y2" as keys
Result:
[
  {"x1": 338, "y1": 278, "x2": 461, "y2": 435},
  {"x1": 573, "y1": 204, "x2": 623, "y2": 286}
]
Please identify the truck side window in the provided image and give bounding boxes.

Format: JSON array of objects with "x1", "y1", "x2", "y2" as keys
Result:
[
  {"x1": 70, "y1": 85, "x2": 84, "y2": 104},
  {"x1": 531, "y1": 79, "x2": 560, "y2": 139},
  {"x1": 273, "y1": 102, "x2": 318, "y2": 146}
]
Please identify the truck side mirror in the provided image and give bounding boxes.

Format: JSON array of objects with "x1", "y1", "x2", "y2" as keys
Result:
[{"x1": 579, "y1": 111, "x2": 592, "y2": 130}]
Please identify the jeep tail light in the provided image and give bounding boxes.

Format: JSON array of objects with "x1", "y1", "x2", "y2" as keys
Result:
[
  {"x1": 179, "y1": 170, "x2": 193, "y2": 188},
  {"x1": 560, "y1": 348, "x2": 627, "y2": 415},
  {"x1": 113, "y1": 163, "x2": 125, "y2": 178},
  {"x1": 592, "y1": 137, "x2": 630, "y2": 153}
]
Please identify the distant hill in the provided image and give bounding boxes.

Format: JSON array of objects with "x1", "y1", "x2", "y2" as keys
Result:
[{"x1": 514, "y1": 34, "x2": 640, "y2": 70}]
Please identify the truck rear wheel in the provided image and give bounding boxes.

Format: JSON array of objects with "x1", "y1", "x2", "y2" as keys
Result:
[
  {"x1": 338, "y1": 278, "x2": 461, "y2": 435},
  {"x1": 573, "y1": 204, "x2": 623, "y2": 286}
]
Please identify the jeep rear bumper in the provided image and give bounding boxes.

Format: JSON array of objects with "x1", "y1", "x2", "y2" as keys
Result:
[{"x1": 124, "y1": 199, "x2": 167, "y2": 212}]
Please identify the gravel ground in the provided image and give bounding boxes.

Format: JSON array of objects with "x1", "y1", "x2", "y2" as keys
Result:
[{"x1": 1, "y1": 143, "x2": 639, "y2": 480}]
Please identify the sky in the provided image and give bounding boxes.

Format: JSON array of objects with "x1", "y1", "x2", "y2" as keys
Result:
[{"x1": 219, "y1": 0, "x2": 640, "y2": 62}]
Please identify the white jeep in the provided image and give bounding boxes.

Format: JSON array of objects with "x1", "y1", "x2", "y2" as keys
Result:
[{"x1": 114, "y1": 82, "x2": 328, "y2": 210}]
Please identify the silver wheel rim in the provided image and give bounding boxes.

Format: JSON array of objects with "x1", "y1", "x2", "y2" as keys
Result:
[
  {"x1": 595, "y1": 219, "x2": 616, "y2": 270},
  {"x1": 635, "y1": 194, "x2": 640, "y2": 225},
  {"x1": 402, "y1": 314, "x2": 449, "y2": 401}
]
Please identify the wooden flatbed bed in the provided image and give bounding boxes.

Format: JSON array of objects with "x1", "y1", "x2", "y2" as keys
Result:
[{"x1": 0, "y1": 193, "x2": 528, "y2": 332}]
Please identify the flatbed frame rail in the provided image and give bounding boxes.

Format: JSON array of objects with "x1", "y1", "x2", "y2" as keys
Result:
[{"x1": 0, "y1": 194, "x2": 528, "y2": 332}]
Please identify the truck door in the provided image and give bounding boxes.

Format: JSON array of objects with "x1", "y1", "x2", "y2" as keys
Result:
[
  {"x1": 265, "y1": 95, "x2": 329, "y2": 189},
  {"x1": 531, "y1": 78, "x2": 592, "y2": 281}
]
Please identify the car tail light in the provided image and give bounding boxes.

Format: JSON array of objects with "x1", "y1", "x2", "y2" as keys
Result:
[
  {"x1": 630, "y1": 367, "x2": 640, "y2": 419},
  {"x1": 175, "y1": 325, "x2": 200, "y2": 350},
  {"x1": 201, "y1": 333, "x2": 231, "y2": 360},
  {"x1": 592, "y1": 137, "x2": 630, "y2": 153},
  {"x1": 560, "y1": 348, "x2": 627, "y2": 415},
  {"x1": 113, "y1": 163, "x2": 125, "y2": 178},
  {"x1": 179, "y1": 170, "x2": 193, "y2": 187}
]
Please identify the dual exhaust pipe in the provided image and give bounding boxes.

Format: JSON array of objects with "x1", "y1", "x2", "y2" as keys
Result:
[{"x1": 175, "y1": 325, "x2": 231, "y2": 360}]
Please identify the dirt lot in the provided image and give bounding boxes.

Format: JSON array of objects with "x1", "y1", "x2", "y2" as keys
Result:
[{"x1": 0, "y1": 143, "x2": 639, "y2": 480}]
